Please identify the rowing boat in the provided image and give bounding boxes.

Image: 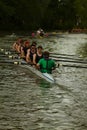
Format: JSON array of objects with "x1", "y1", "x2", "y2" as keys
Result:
[
  {"x1": 19, "y1": 60, "x2": 55, "y2": 83},
  {"x1": 0, "y1": 48, "x2": 55, "y2": 83}
]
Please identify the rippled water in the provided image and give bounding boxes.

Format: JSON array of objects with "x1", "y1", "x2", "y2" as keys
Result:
[{"x1": 0, "y1": 33, "x2": 87, "y2": 130}]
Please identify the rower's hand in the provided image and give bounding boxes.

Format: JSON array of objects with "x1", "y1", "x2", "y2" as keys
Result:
[
  {"x1": 56, "y1": 63, "x2": 64, "y2": 74},
  {"x1": 57, "y1": 63, "x2": 60, "y2": 67}
]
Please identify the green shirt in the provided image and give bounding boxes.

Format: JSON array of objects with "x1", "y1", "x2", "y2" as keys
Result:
[{"x1": 38, "y1": 58, "x2": 56, "y2": 74}]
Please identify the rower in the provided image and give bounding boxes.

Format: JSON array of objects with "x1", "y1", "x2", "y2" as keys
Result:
[
  {"x1": 20, "y1": 40, "x2": 30, "y2": 60},
  {"x1": 12, "y1": 39, "x2": 19, "y2": 51},
  {"x1": 26, "y1": 44, "x2": 36, "y2": 63},
  {"x1": 12, "y1": 38, "x2": 24, "y2": 53},
  {"x1": 36, "y1": 51, "x2": 56, "y2": 74},
  {"x1": 33, "y1": 45, "x2": 43, "y2": 65}
]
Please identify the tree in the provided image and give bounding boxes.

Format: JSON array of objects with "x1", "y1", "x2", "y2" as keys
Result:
[
  {"x1": 0, "y1": 0, "x2": 87, "y2": 30},
  {"x1": 73, "y1": 0, "x2": 87, "y2": 28}
]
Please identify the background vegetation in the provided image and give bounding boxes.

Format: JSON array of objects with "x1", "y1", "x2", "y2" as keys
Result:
[{"x1": 0, "y1": 0, "x2": 87, "y2": 31}]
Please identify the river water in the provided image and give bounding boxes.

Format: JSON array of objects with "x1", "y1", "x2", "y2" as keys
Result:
[{"x1": 0, "y1": 33, "x2": 87, "y2": 130}]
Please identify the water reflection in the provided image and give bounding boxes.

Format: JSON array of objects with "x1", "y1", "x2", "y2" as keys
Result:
[{"x1": 36, "y1": 79, "x2": 53, "y2": 88}]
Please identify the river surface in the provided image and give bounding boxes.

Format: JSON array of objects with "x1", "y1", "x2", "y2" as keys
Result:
[{"x1": 0, "y1": 33, "x2": 87, "y2": 130}]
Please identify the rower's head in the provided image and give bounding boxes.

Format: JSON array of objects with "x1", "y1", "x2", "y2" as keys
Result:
[
  {"x1": 31, "y1": 41, "x2": 37, "y2": 46},
  {"x1": 43, "y1": 51, "x2": 49, "y2": 59},
  {"x1": 37, "y1": 45, "x2": 43, "y2": 52},
  {"x1": 37, "y1": 45, "x2": 43, "y2": 49},
  {"x1": 24, "y1": 40, "x2": 30, "y2": 47},
  {"x1": 30, "y1": 44, "x2": 36, "y2": 52},
  {"x1": 16, "y1": 38, "x2": 23, "y2": 45}
]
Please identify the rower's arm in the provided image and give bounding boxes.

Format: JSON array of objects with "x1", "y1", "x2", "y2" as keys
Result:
[
  {"x1": 17, "y1": 45, "x2": 21, "y2": 53},
  {"x1": 12, "y1": 42, "x2": 16, "y2": 50},
  {"x1": 26, "y1": 49, "x2": 31, "y2": 63},
  {"x1": 36, "y1": 63, "x2": 40, "y2": 70},
  {"x1": 33, "y1": 54, "x2": 37, "y2": 65},
  {"x1": 20, "y1": 47, "x2": 25, "y2": 58}
]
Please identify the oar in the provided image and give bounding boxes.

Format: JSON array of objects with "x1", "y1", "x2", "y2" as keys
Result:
[
  {"x1": 6, "y1": 49, "x2": 20, "y2": 54},
  {"x1": 0, "y1": 48, "x2": 5, "y2": 52},
  {"x1": 0, "y1": 49, "x2": 12, "y2": 55},
  {"x1": 0, "y1": 48, "x2": 20, "y2": 55},
  {"x1": 0, "y1": 51, "x2": 20, "y2": 55},
  {"x1": 54, "y1": 59, "x2": 87, "y2": 64},
  {"x1": 0, "y1": 60, "x2": 19, "y2": 64},
  {"x1": 0, "y1": 54, "x2": 20, "y2": 59},
  {"x1": 0, "y1": 60, "x2": 35, "y2": 65},
  {"x1": 50, "y1": 55, "x2": 86, "y2": 61},
  {"x1": 50, "y1": 52, "x2": 77, "y2": 57},
  {"x1": 57, "y1": 64, "x2": 87, "y2": 69},
  {"x1": 0, "y1": 60, "x2": 23, "y2": 64},
  {"x1": 0, "y1": 59, "x2": 87, "y2": 69}
]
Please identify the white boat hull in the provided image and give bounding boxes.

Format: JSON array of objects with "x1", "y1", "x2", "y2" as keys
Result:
[{"x1": 20, "y1": 61, "x2": 55, "y2": 83}]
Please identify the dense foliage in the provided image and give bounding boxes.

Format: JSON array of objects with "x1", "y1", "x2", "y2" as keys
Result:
[{"x1": 0, "y1": 0, "x2": 87, "y2": 31}]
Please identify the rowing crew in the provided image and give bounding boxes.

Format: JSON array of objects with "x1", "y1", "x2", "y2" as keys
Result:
[{"x1": 12, "y1": 38, "x2": 56, "y2": 74}]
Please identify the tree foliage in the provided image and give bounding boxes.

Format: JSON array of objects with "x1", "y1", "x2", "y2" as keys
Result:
[{"x1": 0, "y1": 0, "x2": 87, "y2": 30}]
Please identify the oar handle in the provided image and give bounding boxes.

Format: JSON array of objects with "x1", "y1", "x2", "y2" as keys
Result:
[{"x1": 56, "y1": 63, "x2": 63, "y2": 68}]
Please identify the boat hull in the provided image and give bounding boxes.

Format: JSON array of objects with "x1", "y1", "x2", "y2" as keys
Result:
[{"x1": 20, "y1": 60, "x2": 55, "y2": 83}]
